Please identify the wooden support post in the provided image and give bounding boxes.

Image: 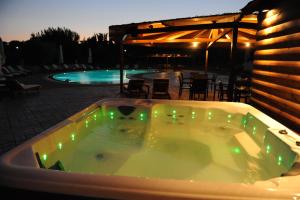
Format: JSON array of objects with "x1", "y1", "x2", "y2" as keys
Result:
[
  {"x1": 228, "y1": 24, "x2": 239, "y2": 101},
  {"x1": 230, "y1": 26, "x2": 238, "y2": 61},
  {"x1": 120, "y1": 34, "x2": 128, "y2": 94},
  {"x1": 120, "y1": 43, "x2": 124, "y2": 93},
  {"x1": 205, "y1": 49, "x2": 209, "y2": 73}
]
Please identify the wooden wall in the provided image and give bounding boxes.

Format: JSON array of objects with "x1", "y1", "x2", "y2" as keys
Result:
[{"x1": 251, "y1": 0, "x2": 300, "y2": 133}]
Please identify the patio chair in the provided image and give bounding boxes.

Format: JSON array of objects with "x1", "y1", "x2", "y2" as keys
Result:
[
  {"x1": 152, "y1": 79, "x2": 171, "y2": 99},
  {"x1": 178, "y1": 74, "x2": 190, "y2": 97},
  {"x1": 179, "y1": 71, "x2": 190, "y2": 84},
  {"x1": 218, "y1": 81, "x2": 229, "y2": 101},
  {"x1": 189, "y1": 78, "x2": 208, "y2": 100},
  {"x1": 233, "y1": 78, "x2": 251, "y2": 103},
  {"x1": 123, "y1": 79, "x2": 149, "y2": 99},
  {"x1": 6, "y1": 79, "x2": 41, "y2": 95},
  {"x1": 210, "y1": 74, "x2": 217, "y2": 92}
]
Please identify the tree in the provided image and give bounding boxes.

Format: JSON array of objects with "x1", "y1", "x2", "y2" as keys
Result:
[
  {"x1": 30, "y1": 27, "x2": 80, "y2": 64},
  {"x1": 30, "y1": 27, "x2": 79, "y2": 44}
]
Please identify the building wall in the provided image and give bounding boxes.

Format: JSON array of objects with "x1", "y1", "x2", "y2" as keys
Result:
[{"x1": 251, "y1": 0, "x2": 300, "y2": 133}]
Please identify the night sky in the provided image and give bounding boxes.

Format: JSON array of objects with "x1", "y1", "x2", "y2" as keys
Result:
[{"x1": 0, "y1": 0, "x2": 250, "y2": 42}]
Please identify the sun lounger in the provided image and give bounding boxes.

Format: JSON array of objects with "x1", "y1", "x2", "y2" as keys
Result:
[
  {"x1": 7, "y1": 65, "x2": 27, "y2": 75},
  {"x1": 62, "y1": 64, "x2": 71, "y2": 71},
  {"x1": 2, "y1": 66, "x2": 22, "y2": 76},
  {"x1": 86, "y1": 64, "x2": 94, "y2": 70},
  {"x1": 6, "y1": 79, "x2": 41, "y2": 94},
  {"x1": 74, "y1": 64, "x2": 82, "y2": 70},
  {"x1": 0, "y1": 69, "x2": 14, "y2": 78},
  {"x1": 52, "y1": 64, "x2": 61, "y2": 71},
  {"x1": 43, "y1": 65, "x2": 53, "y2": 72},
  {"x1": 16, "y1": 65, "x2": 31, "y2": 74},
  {"x1": 81, "y1": 64, "x2": 87, "y2": 70}
]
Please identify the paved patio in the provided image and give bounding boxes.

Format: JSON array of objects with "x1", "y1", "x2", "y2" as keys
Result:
[{"x1": 0, "y1": 71, "x2": 229, "y2": 154}]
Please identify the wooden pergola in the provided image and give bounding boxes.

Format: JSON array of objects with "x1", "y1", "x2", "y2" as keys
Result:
[{"x1": 109, "y1": 12, "x2": 258, "y2": 93}]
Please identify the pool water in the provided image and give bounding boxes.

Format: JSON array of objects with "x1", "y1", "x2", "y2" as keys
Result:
[
  {"x1": 52, "y1": 69, "x2": 156, "y2": 84},
  {"x1": 42, "y1": 104, "x2": 296, "y2": 184}
]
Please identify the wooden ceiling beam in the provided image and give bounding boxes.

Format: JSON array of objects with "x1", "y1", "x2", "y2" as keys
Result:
[
  {"x1": 128, "y1": 22, "x2": 257, "y2": 34},
  {"x1": 123, "y1": 38, "x2": 256, "y2": 44},
  {"x1": 207, "y1": 28, "x2": 232, "y2": 49},
  {"x1": 238, "y1": 31, "x2": 256, "y2": 40}
]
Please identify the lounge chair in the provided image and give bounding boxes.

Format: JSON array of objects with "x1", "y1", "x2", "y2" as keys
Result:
[
  {"x1": 62, "y1": 64, "x2": 69, "y2": 71},
  {"x1": 74, "y1": 64, "x2": 82, "y2": 70},
  {"x1": 6, "y1": 79, "x2": 41, "y2": 95},
  {"x1": 81, "y1": 64, "x2": 87, "y2": 70},
  {"x1": 0, "y1": 74, "x2": 6, "y2": 82},
  {"x1": 86, "y1": 64, "x2": 94, "y2": 70},
  {"x1": 123, "y1": 79, "x2": 149, "y2": 99},
  {"x1": 16, "y1": 65, "x2": 32, "y2": 74},
  {"x1": 2, "y1": 66, "x2": 22, "y2": 77},
  {"x1": 52, "y1": 64, "x2": 61, "y2": 71},
  {"x1": 0, "y1": 69, "x2": 14, "y2": 78},
  {"x1": 7, "y1": 65, "x2": 27, "y2": 75},
  {"x1": 152, "y1": 79, "x2": 171, "y2": 99},
  {"x1": 43, "y1": 65, "x2": 52, "y2": 72},
  {"x1": 93, "y1": 65, "x2": 101, "y2": 70}
]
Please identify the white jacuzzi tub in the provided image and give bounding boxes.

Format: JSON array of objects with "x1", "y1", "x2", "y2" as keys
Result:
[{"x1": 1, "y1": 99, "x2": 300, "y2": 199}]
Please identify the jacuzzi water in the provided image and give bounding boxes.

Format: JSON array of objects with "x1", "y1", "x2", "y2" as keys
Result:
[
  {"x1": 42, "y1": 103, "x2": 295, "y2": 184},
  {"x1": 52, "y1": 69, "x2": 156, "y2": 84}
]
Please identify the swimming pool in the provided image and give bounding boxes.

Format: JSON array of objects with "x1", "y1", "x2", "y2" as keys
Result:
[
  {"x1": 51, "y1": 69, "x2": 157, "y2": 84},
  {"x1": 1, "y1": 99, "x2": 300, "y2": 199}
]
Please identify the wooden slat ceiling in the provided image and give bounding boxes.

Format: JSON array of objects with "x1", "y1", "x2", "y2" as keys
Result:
[{"x1": 123, "y1": 13, "x2": 257, "y2": 48}]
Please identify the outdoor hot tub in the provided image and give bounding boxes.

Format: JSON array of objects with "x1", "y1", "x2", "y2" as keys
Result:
[{"x1": 1, "y1": 99, "x2": 300, "y2": 199}]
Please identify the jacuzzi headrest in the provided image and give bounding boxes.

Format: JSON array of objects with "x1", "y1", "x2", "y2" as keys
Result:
[{"x1": 118, "y1": 106, "x2": 136, "y2": 116}]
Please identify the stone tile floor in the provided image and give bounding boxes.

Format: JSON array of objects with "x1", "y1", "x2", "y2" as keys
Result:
[
  {"x1": 0, "y1": 85, "x2": 120, "y2": 154},
  {"x1": 0, "y1": 71, "x2": 229, "y2": 154}
]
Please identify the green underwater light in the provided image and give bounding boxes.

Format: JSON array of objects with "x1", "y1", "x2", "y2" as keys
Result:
[
  {"x1": 58, "y1": 142, "x2": 63, "y2": 150},
  {"x1": 42, "y1": 154, "x2": 47, "y2": 161}
]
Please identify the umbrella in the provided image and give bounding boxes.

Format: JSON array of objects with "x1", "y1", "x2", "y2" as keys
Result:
[
  {"x1": 88, "y1": 48, "x2": 93, "y2": 64},
  {"x1": 0, "y1": 37, "x2": 5, "y2": 70},
  {"x1": 58, "y1": 44, "x2": 64, "y2": 64}
]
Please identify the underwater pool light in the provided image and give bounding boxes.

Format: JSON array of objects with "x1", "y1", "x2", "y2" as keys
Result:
[
  {"x1": 278, "y1": 156, "x2": 283, "y2": 165},
  {"x1": 266, "y1": 145, "x2": 271, "y2": 154},
  {"x1": 58, "y1": 143, "x2": 63, "y2": 150},
  {"x1": 232, "y1": 147, "x2": 241, "y2": 154},
  {"x1": 71, "y1": 134, "x2": 75, "y2": 141}
]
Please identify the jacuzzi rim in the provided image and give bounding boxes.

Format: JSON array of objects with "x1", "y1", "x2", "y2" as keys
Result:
[{"x1": 1, "y1": 98, "x2": 300, "y2": 200}]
